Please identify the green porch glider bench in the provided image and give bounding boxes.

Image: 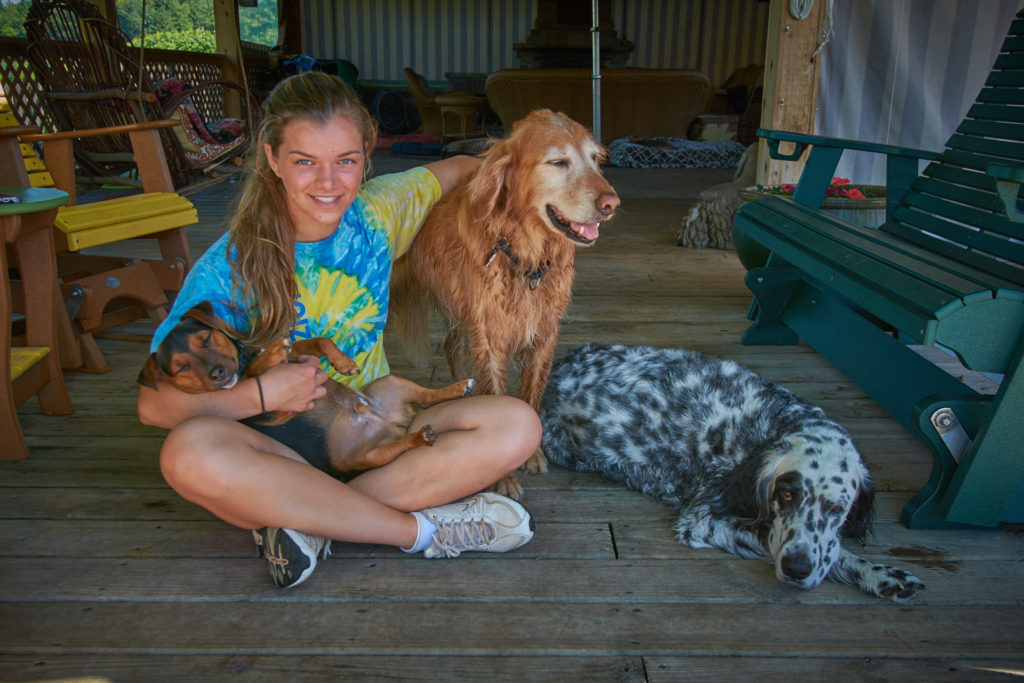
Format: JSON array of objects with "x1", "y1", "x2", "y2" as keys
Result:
[{"x1": 733, "y1": 11, "x2": 1024, "y2": 529}]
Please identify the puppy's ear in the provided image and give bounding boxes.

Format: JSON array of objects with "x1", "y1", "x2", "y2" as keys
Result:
[
  {"x1": 181, "y1": 301, "x2": 217, "y2": 328},
  {"x1": 137, "y1": 353, "x2": 163, "y2": 390},
  {"x1": 841, "y1": 469, "x2": 875, "y2": 541}
]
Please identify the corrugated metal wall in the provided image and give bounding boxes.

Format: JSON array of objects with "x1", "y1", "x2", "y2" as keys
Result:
[
  {"x1": 299, "y1": 0, "x2": 769, "y2": 88},
  {"x1": 612, "y1": 0, "x2": 769, "y2": 87}
]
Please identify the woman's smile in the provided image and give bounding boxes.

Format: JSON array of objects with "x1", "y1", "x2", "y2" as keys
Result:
[{"x1": 265, "y1": 113, "x2": 367, "y2": 242}]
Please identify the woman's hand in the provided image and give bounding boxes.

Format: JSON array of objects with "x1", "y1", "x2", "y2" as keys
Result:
[{"x1": 257, "y1": 355, "x2": 329, "y2": 413}]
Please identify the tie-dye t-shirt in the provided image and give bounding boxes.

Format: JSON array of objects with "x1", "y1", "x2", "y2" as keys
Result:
[{"x1": 149, "y1": 167, "x2": 441, "y2": 390}]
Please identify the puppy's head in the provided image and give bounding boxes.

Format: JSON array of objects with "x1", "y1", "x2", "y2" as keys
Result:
[
  {"x1": 759, "y1": 430, "x2": 873, "y2": 589},
  {"x1": 137, "y1": 302, "x2": 244, "y2": 393},
  {"x1": 467, "y1": 109, "x2": 619, "y2": 245}
]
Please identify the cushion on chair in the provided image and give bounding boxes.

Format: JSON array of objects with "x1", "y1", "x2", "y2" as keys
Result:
[{"x1": 154, "y1": 78, "x2": 249, "y2": 164}]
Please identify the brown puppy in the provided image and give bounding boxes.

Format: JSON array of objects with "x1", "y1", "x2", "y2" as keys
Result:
[
  {"x1": 390, "y1": 109, "x2": 620, "y2": 498},
  {"x1": 138, "y1": 302, "x2": 474, "y2": 479}
]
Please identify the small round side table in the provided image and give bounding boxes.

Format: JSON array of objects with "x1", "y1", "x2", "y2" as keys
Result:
[{"x1": 2, "y1": 185, "x2": 74, "y2": 460}]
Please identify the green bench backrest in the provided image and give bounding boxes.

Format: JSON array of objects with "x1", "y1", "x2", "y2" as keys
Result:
[{"x1": 881, "y1": 11, "x2": 1024, "y2": 289}]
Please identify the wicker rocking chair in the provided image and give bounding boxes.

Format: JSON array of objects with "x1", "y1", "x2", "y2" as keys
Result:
[{"x1": 24, "y1": 0, "x2": 260, "y2": 193}]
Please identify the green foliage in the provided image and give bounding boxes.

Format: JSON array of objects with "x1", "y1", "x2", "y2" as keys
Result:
[
  {"x1": 240, "y1": 0, "x2": 278, "y2": 46},
  {"x1": 119, "y1": 0, "x2": 278, "y2": 49},
  {"x1": 0, "y1": 0, "x2": 275, "y2": 48},
  {"x1": 117, "y1": 0, "x2": 215, "y2": 37},
  {"x1": 0, "y1": 0, "x2": 30, "y2": 38},
  {"x1": 130, "y1": 28, "x2": 217, "y2": 53}
]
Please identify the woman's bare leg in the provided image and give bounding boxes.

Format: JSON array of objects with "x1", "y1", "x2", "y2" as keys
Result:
[
  {"x1": 159, "y1": 415, "x2": 420, "y2": 547},
  {"x1": 158, "y1": 394, "x2": 540, "y2": 544},
  {"x1": 347, "y1": 394, "x2": 541, "y2": 511}
]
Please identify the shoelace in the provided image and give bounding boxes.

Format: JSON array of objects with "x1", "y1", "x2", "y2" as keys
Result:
[
  {"x1": 431, "y1": 518, "x2": 496, "y2": 557},
  {"x1": 254, "y1": 530, "x2": 332, "y2": 564}
]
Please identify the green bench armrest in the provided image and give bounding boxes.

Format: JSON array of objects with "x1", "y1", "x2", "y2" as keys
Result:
[
  {"x1": 757, "y1": 128, "x2": 942, "y2": 218},
  {"x1": 987, "y1": 163, "x2": 1024, "y2": 222}
]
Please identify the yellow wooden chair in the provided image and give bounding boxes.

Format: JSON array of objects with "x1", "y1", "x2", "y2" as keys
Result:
[{"x1": 1, "y1": 97, "x2": 197, "y2": 373}]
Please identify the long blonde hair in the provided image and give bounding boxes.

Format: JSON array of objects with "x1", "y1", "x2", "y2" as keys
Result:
[{"x1": 227, "y1": 71, "x2": 378, "y2": 347}]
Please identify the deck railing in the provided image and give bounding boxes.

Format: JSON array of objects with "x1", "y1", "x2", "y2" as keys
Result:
[{"x1": 0, "y1": 36, "x2": 270, "y2": 133}]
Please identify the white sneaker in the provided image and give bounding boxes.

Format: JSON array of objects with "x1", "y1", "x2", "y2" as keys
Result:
[
  {"x1": 252, "y1": 527, "x2": 332, "y2": 588},
  {"x1": 421, "y1": 492, "x2": 535, "y2": 558}
]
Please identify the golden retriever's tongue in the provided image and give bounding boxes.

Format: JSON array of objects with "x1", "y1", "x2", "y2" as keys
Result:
[{"x1": 575, "y1": 221, "x2": 600, "y2": 240}]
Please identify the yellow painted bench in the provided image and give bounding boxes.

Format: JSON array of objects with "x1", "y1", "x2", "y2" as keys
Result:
[{"x1": 2, "y1": 93, "x2": 197, "y2": 372}]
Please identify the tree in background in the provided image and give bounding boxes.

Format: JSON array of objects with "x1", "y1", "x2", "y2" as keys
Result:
[
  {"x1": 0, "y1": 0, "x2": 275, "y2": 48},
  {"x1": 0, "y1": 0, "x2": 30, "y2": 37}
]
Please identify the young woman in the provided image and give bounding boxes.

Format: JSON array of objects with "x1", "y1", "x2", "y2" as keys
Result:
[{"x1": 138, "y1": 71, "x2": 540, "y2": 589}]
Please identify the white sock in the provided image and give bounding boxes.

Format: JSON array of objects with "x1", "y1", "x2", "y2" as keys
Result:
[{"x1": 400, "y1": 511, "x2": 438, "y2": 553}]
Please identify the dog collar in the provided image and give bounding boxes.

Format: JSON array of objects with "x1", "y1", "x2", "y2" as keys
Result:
[
  {"x1": 485, "y1": 236, "x2": 551, "y2": 289},
  {"x1": 234, "y1": 338, "x2": 260, "y2": 374}
]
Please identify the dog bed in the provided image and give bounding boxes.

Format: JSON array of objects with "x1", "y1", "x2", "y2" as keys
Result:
[{"x1": 609, "y1": 137, "x2": 747, "y2": 168}]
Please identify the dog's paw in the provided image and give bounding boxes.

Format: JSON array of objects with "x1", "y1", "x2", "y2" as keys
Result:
[
  {"x1": 489, "y1": 473, "x2": 523, "y2": 500},
  {"x1": 520, "y1": 448, "x2": 549, "y2": 474},
  {"x1": 459, "y1": 378, "x2": 475, "y2": 397},
  {"x1": 420, "y1": 424, "x2": 438, "y2": 446},
  {"x1": 863, "y1": 564, "x2": 925, "y2": 602}
]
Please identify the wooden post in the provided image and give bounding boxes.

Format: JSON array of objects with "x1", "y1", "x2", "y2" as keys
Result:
[
  {"x1": 757, "y1": 0, "x2": 828, "y2": 186},
  {"x1": 279, "y1": 0, "x2": 303, "y2": 54},
  {"x1": 214, "y1": 0, "x2": 244, "y2": 118}
]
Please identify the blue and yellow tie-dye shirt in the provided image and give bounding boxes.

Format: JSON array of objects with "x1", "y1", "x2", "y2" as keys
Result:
[{"x1": 149, "y1": 167, "x2": 441, "y2": 390}]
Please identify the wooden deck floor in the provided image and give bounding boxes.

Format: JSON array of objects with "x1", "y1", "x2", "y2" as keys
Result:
[{"x1": 3, "y1": 155, "x2": 1023, "y2": 681}]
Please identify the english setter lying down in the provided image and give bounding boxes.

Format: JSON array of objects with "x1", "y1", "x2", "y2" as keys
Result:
[{"x1": 540, "y1": 343, "x2": 925, "y2": 602}]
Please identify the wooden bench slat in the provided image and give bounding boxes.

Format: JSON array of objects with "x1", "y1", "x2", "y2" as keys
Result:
[
  {"x1": 992, "y1": 52, "x2": 1024, "y2": 70},
  {"x1": 890, "y1": 204, "x2": 1024, "y2": 278},
  {"x1": 986, "y1": 69, "x2": 1024, "y2": 88},
  {"x1": 956, "y1": 118, "x2": 1024, "y2": 143},
  {"x1": 924, "y1": 163, "x2": 1002, "y2": 193},
  {"x1": 946, "y1": 131, "x2": 1024, "y2": 159},
  {"x1": 911, "y1": 173, "x2": 1007, "y2": 215},
  {"x1": 56, "y1": 207, "x2": 198, "y2": 251},
  {"x1": 766, "y1": 199, "x2": 998, "y2": 299},
  {"x1": 55, "y1": 193, "x2": 195, "y2": 232},
  {"x1": 967, "y1": 102, "x2": 1024, "y2": 123},
  {"x1": 882, "y1": 218, "x2": 1024, "y2": 289},
  {"x1": 10, "y1": 347, "x2": 50, "y2": 381},
  {"x1": 53, "y1": 192, "x2": 199, "y2": 251},
  {"x1": 941, "y1": 147, "x2": 1024, "y2": 173},
  {"x1": 904, "y1": 176, "x2": 1022, "y2": 238},
  {"x1": 740, "y1": 201, "x2": 958, "y2": 341},
  {"x1": 993, "y1": 32, "x2": 1024, "y2": 52}
]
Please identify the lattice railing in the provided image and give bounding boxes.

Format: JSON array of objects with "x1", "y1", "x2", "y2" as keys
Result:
[
  {"x1": 0, "y1": 38, "x2": 58, "y2": 132},
  {"x1": 0, "y1": 37, "x2": 269, "y2": 131}
]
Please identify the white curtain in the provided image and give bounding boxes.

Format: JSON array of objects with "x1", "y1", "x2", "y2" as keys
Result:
[{"x1": 816, "y1": 0, "x2": 1024, "y2": 185}]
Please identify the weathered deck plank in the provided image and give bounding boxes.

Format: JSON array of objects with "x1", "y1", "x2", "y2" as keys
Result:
[{"x1": 3, "y1": 159, "x2": 1023, "y2": 680}]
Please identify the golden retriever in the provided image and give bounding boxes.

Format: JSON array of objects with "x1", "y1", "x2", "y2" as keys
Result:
[{"x1": 390, "y1": 109, "x2": 620, "y2": 498}]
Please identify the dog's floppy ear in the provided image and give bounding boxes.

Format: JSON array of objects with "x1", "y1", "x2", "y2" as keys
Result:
[
  {"x1": 711, "y1": 450, "x2": 770, "y2": 524},
  {"x1": 180, "y1": 301, "x2": 218, "y2": 328},
  {"x1": 841, "y1": 468, "x2": 876, "y2": 541},
  {"x1": 467, "y1": 138, "x2": 515, "y2": 223},
  {"x1": 137, "y1": 353, "x2": 163, "y2": 389}
]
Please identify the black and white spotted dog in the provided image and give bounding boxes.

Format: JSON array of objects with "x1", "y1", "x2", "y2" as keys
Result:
[{"x1": 540, "y1": 343, "x2": 925, "y2": 602}]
